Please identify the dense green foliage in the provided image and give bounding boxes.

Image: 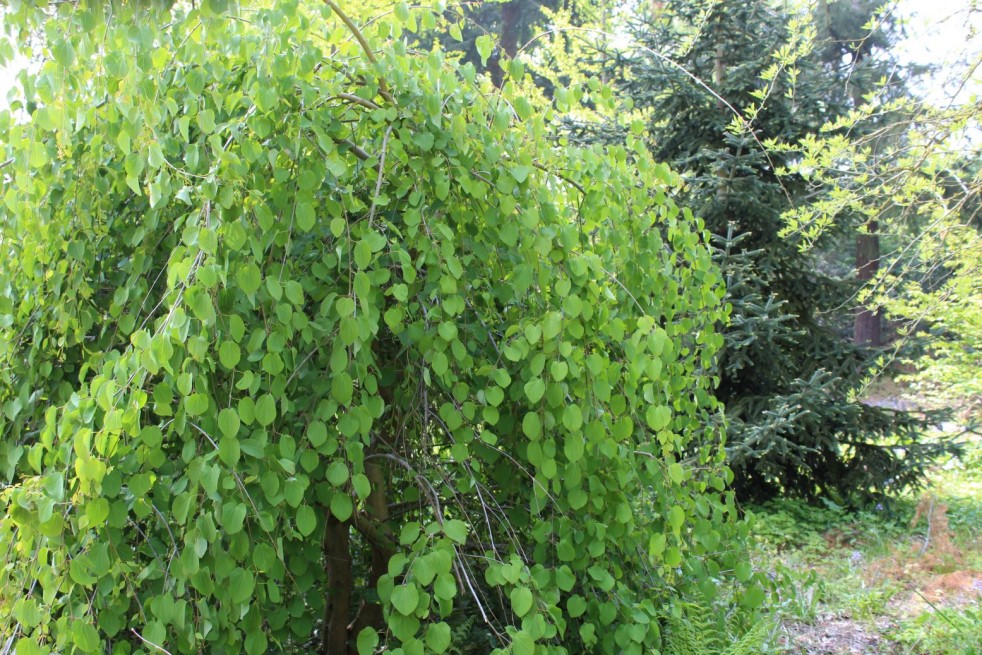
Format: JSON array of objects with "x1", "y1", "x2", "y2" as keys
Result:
[
  {"x1": 0, "y1": 2, "x2": 758, "y2": 654},
  {"x1": 566, "y1": 0, "x2": 944, "y2": 503}
]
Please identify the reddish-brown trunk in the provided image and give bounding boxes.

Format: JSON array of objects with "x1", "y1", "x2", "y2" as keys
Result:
[
  {"x1": 714, "y1": 23, "x2": 725, "y2": 111},
  {"x1": 854, "y1": 221, "x2": 881, "y2": 346},
  {"x1": 845, "y1": 38, "x2": 882, "y2": 347},
  {"x1": 321, "y1": 515, "x2": 352, "y2": 655},
  {"x1": 348, "y1": 460, "x2": 392, "y2": 642}
]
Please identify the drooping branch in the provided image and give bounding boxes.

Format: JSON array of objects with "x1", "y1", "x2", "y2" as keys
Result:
[{"x1": 320, "y1": 0, "x2": 395, "y2": 104}]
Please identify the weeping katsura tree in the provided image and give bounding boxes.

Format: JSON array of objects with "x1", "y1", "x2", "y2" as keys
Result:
[{"x1": 0, "y1": 2, "x2": 752, "y2": 654}]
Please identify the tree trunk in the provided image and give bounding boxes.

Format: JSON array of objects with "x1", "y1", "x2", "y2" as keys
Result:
[
  {"x1": 321, "y1": 515, "x2": 353, "y2": 655},
  {"x1": 854, "y1": 220, "x2": 882, "y2": 345},
  {"x1": 847, "y1": 41, "x2": 882, "y2": 347},
  {"x1": 347, "y1": 460, "x2": 392, "y2": 643},
  {"x1": 491, "y1": 1, "x2": 521, "y2": 87},
  {"x1": 714, "y1": 24, "x2": 726, "y2": 111}
]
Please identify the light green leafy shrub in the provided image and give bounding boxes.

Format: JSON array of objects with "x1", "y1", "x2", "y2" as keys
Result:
[{"x1": 0, "y1": 1, "x2": 756, "y2": 653}]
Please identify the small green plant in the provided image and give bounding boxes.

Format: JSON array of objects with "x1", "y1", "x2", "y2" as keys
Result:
[
  {"x1": 770, "y1": 565, "x2": 824, "y2": 623},
  {"x1": 847, "y1": 583, "x2": 900, "y2": 622}
]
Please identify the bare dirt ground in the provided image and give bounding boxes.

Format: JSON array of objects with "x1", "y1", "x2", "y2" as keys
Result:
[{"x1": 782, "y1": 616, "x2": 901, "y2": 655}]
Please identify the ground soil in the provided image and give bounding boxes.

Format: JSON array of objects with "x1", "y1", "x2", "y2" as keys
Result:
[{"x1": 781, "y1": 616, "x2": 900, "y2": 655}]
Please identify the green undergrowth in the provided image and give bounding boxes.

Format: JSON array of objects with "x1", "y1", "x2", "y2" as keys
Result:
[
  {"x1": 750, "y1": 429, "x2": 982, "y2": 654},
  {"x1": 892, "y1": 601, "x2": 981, "y2": 655}
]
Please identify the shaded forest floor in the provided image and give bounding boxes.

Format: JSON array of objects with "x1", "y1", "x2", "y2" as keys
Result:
[{"x1": 750, "y1": 413, "x2": 981, "y2": 654}]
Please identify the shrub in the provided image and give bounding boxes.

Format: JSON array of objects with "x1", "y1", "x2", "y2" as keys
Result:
[{"x1": 0, "y1": 2, "x2": 755, "y2": 654}]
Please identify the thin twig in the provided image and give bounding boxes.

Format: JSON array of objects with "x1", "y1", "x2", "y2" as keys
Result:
[
  {"x1": 367, "y1": 125, "x2": 393, "y2": 228},
  {"x1": 131, "y1": 629, "x2": 173, "y2": 655},
  {"x1": 334, "y1": 92, "x2": 381, "y2": 111},
  {"x1": 520, "y1": 25, "x2": 795, "y2": 207},
  {"x1": 365, "y1": 452, "x2": 443, "y2": 522},
  {"x1": 532, "y1": 161, "x2": 584, "y2": 194},
  {"x1": 189, "y1": 422, "x2": 263, "y2": 521},
  {"x1": 320, "y1": 0, "x2": 394, "y2": 104},
  {"x1": 337, "y1": 137, "x2": 373, "y2": 163},
  {"x1": 919, "y1": 496, "x2": 935, "y2": 555}
]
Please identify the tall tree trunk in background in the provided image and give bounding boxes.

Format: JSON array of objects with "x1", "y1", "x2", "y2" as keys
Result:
[
  {"x1": 713, "y1": 10, "x2": 731, "y2": 202},
  {"x1": 849, "y1": 60, "x2": 882, "y2": 346},
  {"x1": 816, "y1": 0, "x2": 883, "y2": 345},
  {"x1": 491, "y1": 1, "x2": 521, "y2": 87},
  {"x1": 714, "y1": 20, "x2": 726, "y2": 112},
  {"x1": 855, "y1": 219, "x2": 882, "y2": 345}
]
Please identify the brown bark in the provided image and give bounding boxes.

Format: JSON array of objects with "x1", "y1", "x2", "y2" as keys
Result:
[
  {"x1": 847, "y1": 38, "x2": 882, "y2": 347},
  {"x1": 491, "y1": 1, "x2": 521, "y2": 87},
  {"x1": 329, "y1": 339, "x2": 398, "y2": 652},
  {"x1": 713, "y1": 12, "x2": 731, "y2": 203},
  {"x1": 348, "y1": 460, "x2": 393, "y2": 641},
  {"x1": 321, "y1": 515, "x2": 352, "y2": 655},
  {"x1": 854, "y1": 220, "x2": 882, "y2": 346}
]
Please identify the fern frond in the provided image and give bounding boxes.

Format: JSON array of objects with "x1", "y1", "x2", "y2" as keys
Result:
[
  {"x1": 722, "y1": 619, "x2": 770, "y2": 655},
  {"x1": 662, "y1": 597, "x2": 771, "y2": 655}
]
